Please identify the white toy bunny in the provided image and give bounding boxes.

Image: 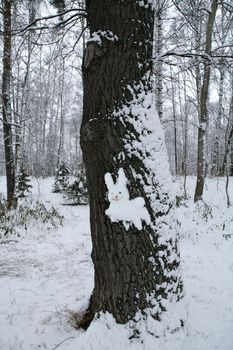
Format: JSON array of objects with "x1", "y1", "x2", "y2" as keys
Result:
[{"x1": 104, "y1": 168, "x2": 150, "y2": 230}]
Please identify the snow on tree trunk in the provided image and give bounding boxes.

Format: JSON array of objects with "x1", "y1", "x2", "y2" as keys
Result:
[
  {"x1": 2, "y1": 0, "x2": 16, "y2": 208},
  {"x1": 80, "y1": 0, "x2": 184, "y2": 333}
]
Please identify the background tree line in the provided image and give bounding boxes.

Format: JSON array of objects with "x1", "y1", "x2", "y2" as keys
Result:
[{"x1": 0, "y1": 0, "x2": 232, "y2": 206}]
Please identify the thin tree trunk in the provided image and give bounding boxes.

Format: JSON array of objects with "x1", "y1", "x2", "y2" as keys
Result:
[
  {"x1": 211, "y1": 65, "x2": 224, "y2": 176},
  {"x1": 226, "y1": 167, "x2": 230, "y2": 206},
  {"x1": 230, "y1": 141, "x2": 233, "y2": 176},
  {"x1": 170, "y1": 67, "x2": 178, "y2": 175},
  {"x1": 15, "y1": 39, "x2": 33, "y2": 194},
  {"x1": 155, "y1": 0, "x2": 164, "y2": 122},
  {"x1": 220, "y1": 87, "x2": 233, "y2": 176},
  {"x1": 183, "y1": 74, "x2": 188, "y2": 198},
  {"x1": 2, "y1": 0, "x2": 15, "y2": 208},
  {"x1": 57, "y1": 59, "x2": 65, "y2": 168},
  {"x1": 221, "y1": 126, "x2": 233, "y2": 176},
  {"x1": 194, "y1": 0, "x2": 218, "y2": 202},
  {"x1": 211, "y1": 3, "x2": 228, "y2": 176},
  {"x1": 80, "y1": 0, "x2": 183, "y2": 331},
  {"x1": 47, "y1": 58, "x2": 58, "y2": 176}
]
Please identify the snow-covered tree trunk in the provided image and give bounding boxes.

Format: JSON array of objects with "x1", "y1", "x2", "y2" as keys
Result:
[
  {"x1": 2, "y1": 0, "x2": 16, "y2": 208},
  {"x1": 194, "y1": 0, "x2": 218, "y2": 202},
  {"x1": 80, "y1": 0, "x2": 183, "y2": 332}
]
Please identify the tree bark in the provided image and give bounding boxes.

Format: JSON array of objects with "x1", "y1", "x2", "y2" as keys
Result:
[
  {"x1": 183, "y1": 74, "x2": 188, "y2": 198},
  {"x1": 57, "y1": 59, "x2": 65, "y2": 168},
  {"x1": 219, "y1": 86, "x2": 233, "y2": 176},
  {"x1": 170, "y1": 67, "x2": 178, "y2": 175},
  {"x1": 2, "y1": 0, "x2": 15, "y2": 208},
  {"x1": 80, "y1": 0, "x2": 183, "y2": 331},
  {"x1": 194, "y1": 0, "x2": 218, "y2": 202},
  {"x1": 211, "y1": 65, "x2": 224, "y2": 176},
  {"x1": 154, "y1": 0, "x2": 164, "y2": 122}
]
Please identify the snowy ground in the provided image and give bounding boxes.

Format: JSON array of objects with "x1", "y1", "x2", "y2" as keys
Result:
[{"x1": 0, "y1": 176, "x2": 233, "y2": 350}]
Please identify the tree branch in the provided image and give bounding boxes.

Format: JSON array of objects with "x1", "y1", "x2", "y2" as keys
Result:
[{"x1": 160, "y1": 50, "x2": 233, "y2": 60}]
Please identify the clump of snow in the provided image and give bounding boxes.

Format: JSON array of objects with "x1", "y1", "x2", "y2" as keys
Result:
[
  {"x1": 87, "y1": 32, "x2": 102, "y2": 45},
  {"x1": 87, "y1": 30, "x2": 118, "y2": 46},
  {"x1": 136, "y1": 0, "x2": 155, "y2": 9},
  {"x1": 199, "y1": 121, "x2": 207, "y2": 131},
  {"x1": 105, "y1": 168, "x2": 150, "y2": 230}
]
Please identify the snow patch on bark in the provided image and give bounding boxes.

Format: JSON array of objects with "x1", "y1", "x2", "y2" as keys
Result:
[
  {"x1": 136, "y1": 0, "x2": 155, "y2": 9},
  {"x1": 114, "y1": 75, "x2": 174, "y2": 220},
  {"x1": 87, "y1": 31, "x2": 119, "y2": 46},
  {"x1": 112, "y1": 72, "x2": 184, "y2": 332}
]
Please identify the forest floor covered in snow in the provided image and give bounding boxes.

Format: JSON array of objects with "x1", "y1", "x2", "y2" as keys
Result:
[{"x1": 0, "y1": 176, "x2": 233, "y2": 350}]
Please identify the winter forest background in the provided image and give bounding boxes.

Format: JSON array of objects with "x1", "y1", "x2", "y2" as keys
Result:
[
  {"x1": 0, "y1": 0, "x2": 232, "y2": 184},
  {"x1": 0, "y1": 1, "x2": 233, "y2": 350}
]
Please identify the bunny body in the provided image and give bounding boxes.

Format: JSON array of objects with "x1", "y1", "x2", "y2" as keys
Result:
[{"x1": 105, "y1": 168, "x2": 150, "y2": 230}]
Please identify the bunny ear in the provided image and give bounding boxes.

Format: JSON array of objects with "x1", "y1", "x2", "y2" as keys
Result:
[
  {"x1": 104, "y1": 172, "x2": 114, "y2": 191},
  {"x1": 117, "y1": 168, "x2": 128, "y2": 186}
]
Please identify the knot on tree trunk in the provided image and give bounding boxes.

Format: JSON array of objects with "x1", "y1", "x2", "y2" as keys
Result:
[
  {"x1": 84, "y1": 43, "x2": 103, "y2": 68},
  {"x1": 80, "y1": 119, "x2": 106, "y2": 146},
  {"x1": 84, "y1": 31, "x2": 118, "y2": 69}
]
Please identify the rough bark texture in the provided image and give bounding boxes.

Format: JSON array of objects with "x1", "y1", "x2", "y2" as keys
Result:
[
  {"x1": 80, "y1": 0, "x2": 182, "y2": 327},
  {"x1": 194, "y1": 0, "x2": 218, "y2": 202},
  {"x1": 2, "y1": 0, "x2": 15, "y2": 208}
]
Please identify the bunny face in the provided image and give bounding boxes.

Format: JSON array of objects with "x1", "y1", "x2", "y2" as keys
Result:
[
  {"x1": 105, "y1": 168, "x2": 130, "y2": 203},
  {"x1": 108, "y1": 186, "x2": 129, "y2": 202}
]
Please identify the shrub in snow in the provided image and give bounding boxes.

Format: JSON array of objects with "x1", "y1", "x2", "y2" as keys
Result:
[
  {"x1": 175, "y1": 195, "x2": 187, "y2": 208},
  {"x1": 63, "y1": 167, "x2": 88, "y2": 205},
  {"x1": 0, "y1": 199, "x2": 63, "y2": 237},
  {"x1": 0, "y1": 196, "x2": 5, "y2": 216},
  {"x1": 16, "y1": 168, "x2": 33, "y2": 198},
  {"x1": 195, "y1": 200, "x2": 213, "y2": 221},
  {"x1": 52, "y1": 163, "x2": 70, "y2": 193},
  {"x1": 105, "y1": 168, "x2": 150, "y2": 230}
]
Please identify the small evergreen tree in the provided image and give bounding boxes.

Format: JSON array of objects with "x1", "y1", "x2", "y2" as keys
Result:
[
  {"x1": 63, "y1": 167, "x2": 88, "y2": 205},
  {"x1": 17, "y1": 168, "x2": 32, "y2": 198},
  {"x1": 52, "y1": 163, "x2": 70, "y2": 193}
]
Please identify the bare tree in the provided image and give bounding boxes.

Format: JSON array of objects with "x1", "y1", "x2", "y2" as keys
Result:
[
  {"x1": 2, "y1": 0, "x2": 16, "y2": 208},
  {"x1": 194, "y1": 0, "x2": 218, "y2": 202}
]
